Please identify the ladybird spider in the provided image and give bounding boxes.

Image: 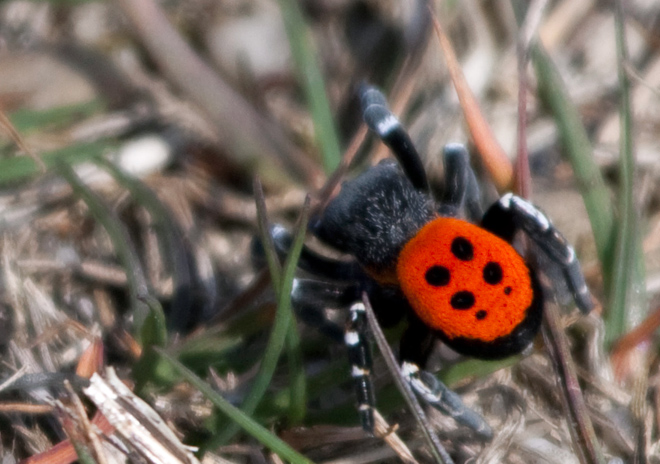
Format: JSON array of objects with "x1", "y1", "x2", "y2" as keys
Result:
[{"x1": 263, "y1": 84, "x2": 593, "y2": 438}]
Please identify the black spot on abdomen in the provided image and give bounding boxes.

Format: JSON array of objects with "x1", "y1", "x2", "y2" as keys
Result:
[
  {"x1": 451, "y1": 291, "x2": 475, "y2": 310},
  {"x1": 483, "y1": 262, "x2": 503, "y2": 285},
  {"x1": 451, "y1": 237, "x2": 473, "y2": 261},
  {"x1": 425, "y1": 265, "x2": 450, "y2": 286}
]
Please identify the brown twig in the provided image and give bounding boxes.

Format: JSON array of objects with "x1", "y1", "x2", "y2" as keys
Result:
[
  {"x1": 541, "y1": 301, "x2": 606, "y2": 464},
  {"x1": 430, "y1": 10, "x2": 513, "y2": 193},
  {"x1": 362, "y1": 293, "x2": 454, "y2": 464},
  {"x1": 0, "y1": 108, "x2": 46, "y2": 172},
  {"x1": 0, "y1": 403, "x2": 53, "y2": 414},
  {"x1": 515, "y1": 0, "x2": 548, "y2": 198},
  {"x1": 610, "y1": 304, "x2": 660, "y2": 382}
]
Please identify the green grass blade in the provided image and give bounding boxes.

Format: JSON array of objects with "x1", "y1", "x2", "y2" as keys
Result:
[
  {"x1": 174, "y1": 309, "x2": 273, "y2": 372},
  {"x1": 285, "y1": 316, "x2": 306, "y2": 425},
  {"x1": 606, "y1": 1, "x2": 647, "y2": 344},
  {"x1": 254, "y1": 176, "x2": 307, "y2": 425},
  {"x1": 0, "y1": 141, "x2": 114, "y2": 186},
  {"x1": 155, "y1": 348, "x2": 315, "y2": 464},
  {"x1": 206, "y1": 197, "x2": 310, "y2": 449},
  {"x1": 71, "y1": 442, "x2": 97, "y2": 464},
  {"x1": 9, "y1": 100, "x2": 104, "y2": 133},
  {"x1": 439, "y1": 356, "x2": 521, "y2": 388},
  {"x1": 254, "y1": 177, "x2": 282, "y2": 290},
  {"x1": 278, "y1": 0, "x2": 341, "y2": 173},
  {"x1": 140, "y1": 297, "x2": 168, "y2": 348},
  {"x1": 532, "y1": 45, "x2": 615, "y2": 274},
  {"x1": 56, "y1": 162, "x2": 150, "y2": 333},
  {"x1": 134, "y1": 297, "x2": 177, "y2": 389},
  {"x1": 97, "y1": 157, "x2": 196, "y2": 333}
]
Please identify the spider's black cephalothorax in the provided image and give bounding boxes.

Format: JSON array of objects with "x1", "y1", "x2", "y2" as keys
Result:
[
  {"x1": 313, "y1": 159, "x2": 434, "y2": 275},
  {"x1": 259, "y1": 84, "x2": 593, "y2": 438}
]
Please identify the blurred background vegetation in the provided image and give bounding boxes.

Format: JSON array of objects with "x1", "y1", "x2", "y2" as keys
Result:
[{"x1": 0, "y1": 0, "x2": 659, "y2": 462}]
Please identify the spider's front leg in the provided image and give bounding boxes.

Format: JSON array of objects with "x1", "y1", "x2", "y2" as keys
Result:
[
  {"x1": 481, "y1": 194, "x2": 594, "y2": 314},
  {"x1": 360, "y1": 83, "x2": 429, "y2": 192},
  {"x1": 345, "y1": 296, "x2": 495, "y2": 438},
  {"x1": 440, "y1": 143, "x2": 483, "y2": 220}
]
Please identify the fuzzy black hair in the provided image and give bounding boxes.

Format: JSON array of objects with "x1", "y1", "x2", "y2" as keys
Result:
[{"x1": 313, "y1": 160, "x2": 434, "y2": 273}]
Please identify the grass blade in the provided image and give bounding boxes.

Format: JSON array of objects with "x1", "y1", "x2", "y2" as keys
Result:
[
  {"x1": 134, "y1": 297, "x2": 177, "y2": 389},
  {"x1": 97, "y1": 158, "x2": 195, "y2": 333},
  {"x1": 278, "y1": 0, "x2": 342, "y2": 173},
  {"x1": 155, "y1": 348, "x2": 314, "y2": 464},
  {"x1": 254, "y1": 176, "x2": 307, "y2": 424},
  {"x1": 286, "y1": 316, "x2": 306, "y2": 425},
  {"x1": 542, "y1": 301, "x2": 606, "y2": 464},
  {"x1": 431, "y1": 13, "x2": 513, "y2": 192},
  {"x1": 254, "y1": 177, "x2": 282, "y2": 290},
  {"x1": 606, "y1": 0, "x2": 647, "y2": 345},
  {"x1": 9, "y1": 100, "x2": 104, "y2": 133},
  {"x1": 57, "y1": 162, "x2": 150, "y2": 334},
  {"x1": 0, "y1": 141, "x2": 114, "y2": 186},
  {"x1": 439, "y1": 356, "x2": 520, "y2": 389},
  {"x1": 206, "y1": 197, "x2": 311, "y2": 449},
  {"x1": 532, "y1": 45, "x2": 615, "y2": 274}
]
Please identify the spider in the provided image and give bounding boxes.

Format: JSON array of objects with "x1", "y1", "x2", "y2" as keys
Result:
[{"x1": 262, "y1": 84, "x2": 593, "y2": 438}]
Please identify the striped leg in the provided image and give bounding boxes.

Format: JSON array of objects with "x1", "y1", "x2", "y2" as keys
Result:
[
  {"x1": 291, "y1": 278, "x2": 360, "y2": 342},
  {"x1": 252, "y1": 224, "x2": 363, "y2": 281},
  {"x1": 399, "y1": 319, "x2": 493, "y2": 439},
  {"x1": 345, "y1": 301, "x2": 376, "y2": 432},
  {"x1": 482, "y1": 193, "x2": 593, "y2": 314},
  {"x1": 359, "y1": 83, "x2": 429, "y2": 192},
  {"x1": 401, "y1": 362, "x2": 493, "y2": 439}
]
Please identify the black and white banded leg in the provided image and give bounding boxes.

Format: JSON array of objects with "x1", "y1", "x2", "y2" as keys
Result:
[
  {"x1": 267, "y1": 224, "x2": 364, "y2": 281},
  {"x1": 482, "y1": 193, "x2": 593, "y2": 314},
  {"x1": 291, "y1": 278, "x2": 360, "y2": 342},
  {"x1": 345, "y1": 301, "x2": 376, "y2": 432},
  {"x1": 398, "y1": 318, "x2": 493, "y2": 440},
  {"x1": 359, "y1": 83, "x2": 429, "y2": 192},
  {"x1": 401, "y1": 362, "x2": 493, "y2": 439}
]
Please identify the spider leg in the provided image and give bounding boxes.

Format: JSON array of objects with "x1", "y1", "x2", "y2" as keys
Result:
[
  {"x1": 293, "y1": 277, "x2": 493, "y2": 436},
  {"x1": 440, "y1": 143, "x2": 483, "y2": 220},
  {"x1": 287, "y1": 276, "x2": 376, "y2": 432},
  {"x1": 289, "y1": 279, "x2": 376, "y2": 431},
  {"x1": 293, "y1": 280, "x2": 407, "y2": 433},
  {"x1": 345, "y1": 301, "x2": 376, "y2": 432},
  {"x1": 401, "y1": 362, "x2": 493, "y2": 439},
  {"x1": 359, "y1": 83, "x2": 429, "y2": 192},
  {"x1": 291, "y1": 278, "x2": 359, "y2": 342},
  {"x1": 399, "y1": 319, "x2": 494, "y2": 439},
  {"x1": 253, "y1": 224, "x2": 363, "y2": 281},
  {"x1": 482, "y1": 193, "x2": 593, "y2": 314}
]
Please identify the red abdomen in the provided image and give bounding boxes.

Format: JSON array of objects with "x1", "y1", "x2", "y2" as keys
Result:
[{"x1": 397, "y1": 217, "x2": 534, "y2": 343}]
